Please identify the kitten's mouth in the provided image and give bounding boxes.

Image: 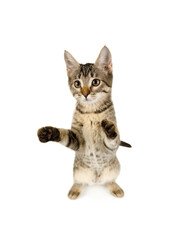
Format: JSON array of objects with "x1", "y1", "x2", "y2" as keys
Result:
[
  {"x1": 83, "y1": 95, "x2": 90, "y2": 101},
  {"x1": 82, "y1": 97, "x2": 93, "y2": 103},
  {"x1": 78, "y1": 94, "x2": 97, "y2": 104},
  {"x1": 82, "y1": 95, "x2": 90, "y2": 101}
]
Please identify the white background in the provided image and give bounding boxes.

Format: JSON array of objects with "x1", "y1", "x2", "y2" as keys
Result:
[{"x1": 0, "y1": 0, "x2": 179, "y2": 239}]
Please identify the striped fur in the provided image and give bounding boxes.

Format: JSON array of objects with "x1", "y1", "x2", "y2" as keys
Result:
[{"x1": 37, "y1": 46, "x2": 131, "y2": 199}]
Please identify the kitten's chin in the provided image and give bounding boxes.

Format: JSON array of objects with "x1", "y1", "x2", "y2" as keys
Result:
[{"x1": 78, "y1": 99, "x2": 95, "y2": 105}]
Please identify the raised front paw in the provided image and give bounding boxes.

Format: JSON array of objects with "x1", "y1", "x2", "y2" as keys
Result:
[
  {"x1": 101, "y1": 119, "x2": 117, "y2": 139},
  {"x1": 37, "y1": 126, "x2": 60, "y2": 143}
]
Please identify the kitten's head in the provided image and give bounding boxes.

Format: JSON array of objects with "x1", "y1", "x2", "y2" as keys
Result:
[{"x1": 64, "y1": 46, "x2": 113, "y2": 106}]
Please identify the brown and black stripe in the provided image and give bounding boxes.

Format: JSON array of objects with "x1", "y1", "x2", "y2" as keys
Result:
[
  {"x1": 66, "y1": 130, "x2": 80, "y2": 151},
  {"x1": 79, "y1": 63, "x2": 95, "y2": 78}
]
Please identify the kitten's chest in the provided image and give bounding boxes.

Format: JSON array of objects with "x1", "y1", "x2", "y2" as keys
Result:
[
  {"x1": 83, "y1": 119, "x2": 102, "y2": 144},
  {"x1": 82, "y1": 117, "x2": 105, "y2": 160},
  {"x1": 82, "y1": 120, "x2": 105, "y2": 168}
]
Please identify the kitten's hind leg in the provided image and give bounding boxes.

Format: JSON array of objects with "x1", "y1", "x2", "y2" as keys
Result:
[
  {"x1": 105, "y1": 182, "x2": 124, "y2": 198},
  {"x1": 68, "y1": 183, "x2": 83, "y2": 200}
]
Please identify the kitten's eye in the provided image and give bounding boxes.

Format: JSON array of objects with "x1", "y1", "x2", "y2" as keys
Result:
[
  {"x1": 74, "y1": 80, "x2": 81, "y2": 88},
  {"x1": 92, "y1": 79, "x2": 100, "y2": 86}
]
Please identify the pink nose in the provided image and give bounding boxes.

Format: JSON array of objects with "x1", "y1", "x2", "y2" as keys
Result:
[{"x1": 82, "y1": 87, "x2": 90, "y2": 98}]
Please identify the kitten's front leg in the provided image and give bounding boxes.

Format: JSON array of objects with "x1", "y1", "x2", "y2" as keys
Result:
[
  {"x1": 101, "y1": 119, "x2": 120, "y2": 151},
  {"x1": 37, "y1": 126, "x2": 79, "y2": 151}
]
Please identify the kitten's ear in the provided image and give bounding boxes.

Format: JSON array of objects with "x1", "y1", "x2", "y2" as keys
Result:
[
  {"x1": 64, "y1": 50, "x2": 79, "y2": 76},
  {"x1": 95, "y1": 46, "x2": 112, "y2": 73}
]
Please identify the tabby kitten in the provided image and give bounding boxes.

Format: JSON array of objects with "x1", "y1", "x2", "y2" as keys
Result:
[{"x1": 37, "y1": 46, "x2": 131, "y2": 200}]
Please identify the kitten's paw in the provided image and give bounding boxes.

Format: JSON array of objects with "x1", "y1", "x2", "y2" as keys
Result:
[
  {"x1": 68, "y1": 183, "x2": 83, "y2": 200},
  {"x1": 111, "y1": 188, "x2": 124, "y2": 198},
  {"x1": 101, "y1": 119, "x2": 117, "y2": 139},
  {"x1": 106, "y1": 182, "x2": 124, "y2": 198},
  {"x1": 37, "y1": 126, "x2": 60, "y2": 143},
  {"x1": 68, "y1": 190, "x2": 80, "y2": 200}
]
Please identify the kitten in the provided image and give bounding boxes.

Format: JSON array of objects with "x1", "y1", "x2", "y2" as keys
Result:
[{"x1": 37, "y1": 46, "x2": 131, "y2": 199}]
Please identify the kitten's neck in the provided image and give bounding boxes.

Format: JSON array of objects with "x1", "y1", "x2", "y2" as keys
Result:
[{"x1": 76, "y1": 97, "x2": 113, "y2": 114}]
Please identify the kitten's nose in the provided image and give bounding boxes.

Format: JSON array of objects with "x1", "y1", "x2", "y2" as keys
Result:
[{"x1": 82, "y1": 87, "x2": 90, "y2": 98}]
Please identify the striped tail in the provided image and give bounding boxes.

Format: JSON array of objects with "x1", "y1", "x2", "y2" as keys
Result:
[{"x1": 120, "y1": 141, "x2": 132, "y2": 148}]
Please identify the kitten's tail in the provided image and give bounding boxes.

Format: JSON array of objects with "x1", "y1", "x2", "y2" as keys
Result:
[{"x1": 120, "y1": 141, "x2": 132, "y2": 148}]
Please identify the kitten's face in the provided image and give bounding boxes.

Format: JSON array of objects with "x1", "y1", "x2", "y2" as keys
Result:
[{"x1": 64, "y1": 46, "x2": 113, "y2": 105}]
